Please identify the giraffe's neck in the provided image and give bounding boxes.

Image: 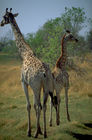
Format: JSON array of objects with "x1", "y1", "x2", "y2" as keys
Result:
[
  {"x1": 10, "y1": 19, "x2": 33, "y2": 59},
  {"x1": 56, "y1": 35, "x2": 67, "y2": 70}
]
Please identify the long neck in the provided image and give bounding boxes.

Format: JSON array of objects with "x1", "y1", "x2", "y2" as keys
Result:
[
  {"x1": 56, "y1": 35, "x2": 67, "y2": 70},
  {"x1": 10, "y1": 18, "x2": 33, "y2": 59}
]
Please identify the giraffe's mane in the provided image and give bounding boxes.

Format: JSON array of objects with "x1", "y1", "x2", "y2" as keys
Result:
[
  {"x1": 56, "y1": 34, "x2": 66, "y2": 68},
  {"x1": 61, "y1": 34, "x2": 66, "y2": 51}
]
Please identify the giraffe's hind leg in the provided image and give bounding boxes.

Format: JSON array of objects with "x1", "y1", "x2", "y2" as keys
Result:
[
  {"x1": 65, "y1": 86, "x2": 71, "y2": 121},
  {"x1": 34, "y1": 105, "x2": 42, "y2": 138},
  {"x1": 34, "y1": 100, "x2": 42, "y2": 137},
  {"x1": 33, "y1": 89, "x2": 42, "y2": 138},
  {"x1": 43, "y1": 91, "x2": 49, "y2": 138},
  {"x1": 22, "y1": 81, "x2": 31, "y2": 137},
  {"x1": 49, "y1": 91, "x2": 54, "y2": 127}
]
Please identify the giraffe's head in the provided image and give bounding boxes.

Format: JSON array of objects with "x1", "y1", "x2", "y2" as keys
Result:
[
  {"x1": 63, "y1": 30, "x2": 78, "y2": 43},
  {"x1": 0, "y1": 8, "x2": 18, "y2": 26}
]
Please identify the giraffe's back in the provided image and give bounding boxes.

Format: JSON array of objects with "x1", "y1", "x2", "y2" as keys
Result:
[
  {"x1": 21, "y1": 54, "x2": 54, "y2": 92},
  {"x1": 52, "y1": 67, "x2": 69, "y2": 92}
]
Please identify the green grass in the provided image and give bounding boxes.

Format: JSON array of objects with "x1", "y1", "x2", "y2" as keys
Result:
[
  {"x1": 0, "y1": 53, "x2": 92, "y2": 140},
  {"x1": 0, "y1": 92, "x2": 92, "y2": 140}
]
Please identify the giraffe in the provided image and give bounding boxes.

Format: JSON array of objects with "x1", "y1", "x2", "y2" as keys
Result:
[
  {"x1": 49, "y1": 30, "x2": 78, "y2": 126},
  {"x1": 0, "y1": 8, "x2": 54, "y2": 138}
]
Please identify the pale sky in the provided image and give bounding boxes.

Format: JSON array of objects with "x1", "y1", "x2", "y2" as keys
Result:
[{"x1": 0, "y1": 0, "x2": 92, "y2": 38}]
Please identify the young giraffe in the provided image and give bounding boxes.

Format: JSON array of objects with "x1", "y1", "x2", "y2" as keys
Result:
[
  {"x1": 49, "y1": 30, "x2": 78, "y2": 126},
  {"x1": 0, "y1": 8, "x2": 54, "y2": 138}
]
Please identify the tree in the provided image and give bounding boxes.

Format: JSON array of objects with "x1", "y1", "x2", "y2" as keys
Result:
[
  {"x1": 0, "y1": 30, "x2": 18, "y2": 55},
  {"x1": 87, "y1": 30, "x2": 92, "y2": 50},
  {"x1": 86, "y1": 18, "x2": 92, "y2": 50},
  {"x1": 26, "y1": 7, "x2": 87, "y2": 66},
  {"x1": 61, "y1": 7, "x2": 86, "y2": 36}
]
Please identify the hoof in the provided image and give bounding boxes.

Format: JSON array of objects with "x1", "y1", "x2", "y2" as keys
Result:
[
  {"x1": 27, "y1": 131, "x2": 31, "y2": 137},
  {"x1": 38, "y1": 126, "x2": 43, "y2": 135},
  {"x1": 68, "y1": 118, "x2": 71, "y2": 122},
  {"x1": 34, "y1": 133, "x2": 38, "y2": 138},
  {"x1": 49, "y1": 122, "x2": 52, "y2": 127},
  {"x1": 44, "y1": 132, "x2": 47, "y2": 138},
  {"x1": 27, "y1": 129, "x2": 31, "y2": 137},
  {"x1": 56, "y1": 120, "x2": 60, "y2": 126},
  {"x1": 49, "y1": 123, "x2": 52, "y2": 127},
  {"x1": 57, "y1": 122, "x2": 60, "y2": 126},
  {"x1": 34, "y1": 126, "x2": 43, "y2": 138},
  {"x1": 67, "y1": 115, "x2": 71, "y2": 122},
  {"x1": 39, "y1": 130, "x2": 43, "y2": 135}
]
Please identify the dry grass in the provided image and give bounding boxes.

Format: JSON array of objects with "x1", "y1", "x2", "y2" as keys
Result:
[
  {"x1": 0, "y1": 53, "x2": 92, "y2": 97},
  {"x1": 68, "y1": 54, "x2": 92, "y2": 97}
]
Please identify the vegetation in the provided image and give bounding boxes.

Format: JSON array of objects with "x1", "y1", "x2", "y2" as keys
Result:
[{"x1": 0, "y1": 7, "x2": 92, "y2": 66}]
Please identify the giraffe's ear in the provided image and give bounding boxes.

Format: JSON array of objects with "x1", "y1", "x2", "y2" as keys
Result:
[
  {"x1": 66, "y1": 30, "x2": 70, "y2": 34},
  {"x1": 13, "y1": 13, "x2": 19, "y2": 17}
]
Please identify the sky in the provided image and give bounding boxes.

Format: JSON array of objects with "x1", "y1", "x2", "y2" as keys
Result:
[{"x1": 0, "y1": 0, "x2": 92, "y2": 39}]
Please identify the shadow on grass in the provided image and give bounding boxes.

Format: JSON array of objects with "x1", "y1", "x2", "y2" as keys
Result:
[
  {"x1": 75, "y1": 124, "x2": 88, "y2": 130},
  {"x1": 83, "y1": 123, "x2": 92, "y2": 129},
  {"x1": 65, "y1": 122, "x2": 92, "y2": 140},
  {"x1": 75, "y1": 122, "x2": 92, "y2": 130},
  {"x1": 65, "y1": 131, "x2": 92, "y2": 140}
]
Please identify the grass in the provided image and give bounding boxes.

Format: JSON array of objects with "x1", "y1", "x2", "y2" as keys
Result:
[{"x1": 0, "y1": 53, "x2": 92, "y2": 140}]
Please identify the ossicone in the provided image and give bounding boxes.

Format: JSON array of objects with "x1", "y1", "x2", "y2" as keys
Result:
[{"x1": 66, "y1": 30, "x2": 71, "y2": 33}]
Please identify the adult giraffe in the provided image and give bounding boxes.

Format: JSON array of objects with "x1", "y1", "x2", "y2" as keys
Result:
[{"x1": 0, "y1": 8, "x2": 54, "y2": 138}]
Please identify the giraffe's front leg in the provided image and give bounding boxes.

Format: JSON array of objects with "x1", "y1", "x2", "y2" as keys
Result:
[
  {"x1": 27, "y1": 104, "x2": 31, "y2": 137},
  {"x1": 56, "y1": 93, "x2": 61, "y2": 125},
  {"x1": 22, "y1": 81, "x2": 31, "y2": 137},
  {"x1": 56, "y1": 103, "x2": 60, "y2": 125},
  {"x1": 49, "y1": 101, "x2": 53, "y2": 126}
]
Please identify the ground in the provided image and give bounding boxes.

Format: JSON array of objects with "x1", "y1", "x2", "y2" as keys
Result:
[{"x1": 0, "y1": 53, "x2": 92, "y2": 140}]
